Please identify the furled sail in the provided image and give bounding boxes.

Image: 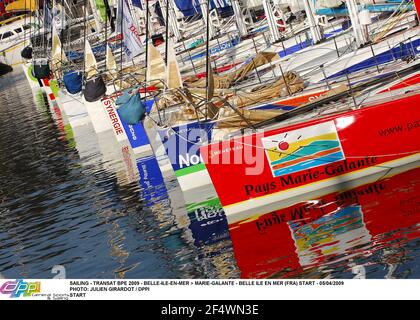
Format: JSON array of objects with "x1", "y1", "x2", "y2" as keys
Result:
[
  {"x1": 228, "y1": 71, "x2": 305, "y2": 108},
  {"x1": 185, "y1": 52, "x2": 278, "y2": 89},
  {"x1": 147, "y1": 44, "x2": 166, "y2": 84},
  {"x1": 166, "y1": 44, "x2": 183, "y2": 89}
]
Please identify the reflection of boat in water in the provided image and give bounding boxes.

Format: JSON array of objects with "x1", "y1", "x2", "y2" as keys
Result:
[
  {"x1": 229, "y1": 165, "x2": 420, "y2": 279},
  {"x1": 119, "y1": 106, "x2": 239, "y2": 277}
]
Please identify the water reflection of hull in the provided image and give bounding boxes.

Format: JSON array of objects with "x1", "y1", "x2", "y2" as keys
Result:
[
  {"x1": 102, "y1": 99, "x2": 237, "y2": 275},
  {"x1": 22, "y1": 65, "x2": 108, "y2": 170},
  {"x1": 56, "y1": 92, "x2": 102, "y2": 166},
  {"x1": 131, "y1": 114, "x2": 232, "y2": 249},
  {"x1": 112, "y1": 102, "x2": 237, "y2": 276},
  {"x1": 230, "y1": 167, "x2": 420, "y2": 278},
  {"x1": 135, "y1": 105, "x2": 232, "y2": 249},
  {"x1": 20, "y1": 64, "x2": 75, "y2": 144}
]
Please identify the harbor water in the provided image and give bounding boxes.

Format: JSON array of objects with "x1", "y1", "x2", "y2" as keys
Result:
[{"x1": 0, "y1": 69, "x2": 419, "y2": 279}]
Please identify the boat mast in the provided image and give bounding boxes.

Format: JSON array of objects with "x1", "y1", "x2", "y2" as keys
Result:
[
  {"x1": 82, "y1": 0, "x2": 88, "y2": 80},
  {"x1": 302, "y1": 0, "x2": 322, "y2": 44},
  {"x1": 262, "y1": 0, "x2": 281, "y2": 43},
  {"x1": 205, "y1": 0, "x2": 210, "y2": 93},
  {"x1": 346, "y1": 0, "x2": 368, "y2": 47},
  {"x1": 199, "y1": 0, "x2": 215, "y2": 39},
  {"x1": 136, "y1": 0, "x2": 151, "y2": 37},
  {"x1": 158, "y1": 0, "x2": 182, "y2": 42},
  {"x1": 144, "y1": 0, "x2": 149, "y2": 86},
  {"x1": 231, "y1": 0, "x2": 248, "y2": 37}
]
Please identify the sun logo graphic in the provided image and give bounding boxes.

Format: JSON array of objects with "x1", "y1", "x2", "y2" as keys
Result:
[
  {"x1": 0, "y1": 280, "x2": 41, "y2": 298},
  {"x1": 261, "y1": 121, "x2": 345, "y2": 177}
]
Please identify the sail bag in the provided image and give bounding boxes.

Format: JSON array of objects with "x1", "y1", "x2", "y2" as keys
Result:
[
  {"x1": 32, "y1": 59, "x2": 51, "y2": 79},
  {"x1": 83, "y1": 75, "x2": 106, "y2": 102},
  {"x1": 63, "y1": 70, "x2": 83, "y2": 94},
  {"x1": 115, "y1": 87, "x2": 146, "y2": 125},
  {"x1": 21, "y1": 46, "x2": 33, "y2": 60}
]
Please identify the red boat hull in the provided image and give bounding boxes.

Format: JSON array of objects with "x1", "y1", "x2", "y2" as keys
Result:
[{"x1": 202, "y1": 93, "x2": 420, "y2": 224}]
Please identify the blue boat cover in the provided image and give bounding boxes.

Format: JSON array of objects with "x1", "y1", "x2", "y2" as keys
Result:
[
  {"x1": 174, "y1": 0, "x2": 200, "y2": 16},
  {"x1": 63, "y1": 70, "x2": 83, "y2": 94},
  {"x1": 174, "y1": 0, "x2": 231, "y2": 17},
  {"x1": 132, "y1": 0, "x2": 142, "y2": 8},
  {"x1": 130, "y1": 0, "x2": 231, "y2": 17}
]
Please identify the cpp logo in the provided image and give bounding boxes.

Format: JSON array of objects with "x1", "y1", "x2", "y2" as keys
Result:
[{"x1": 0, "y1": 280, "x2": 41, "y2": 298}]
